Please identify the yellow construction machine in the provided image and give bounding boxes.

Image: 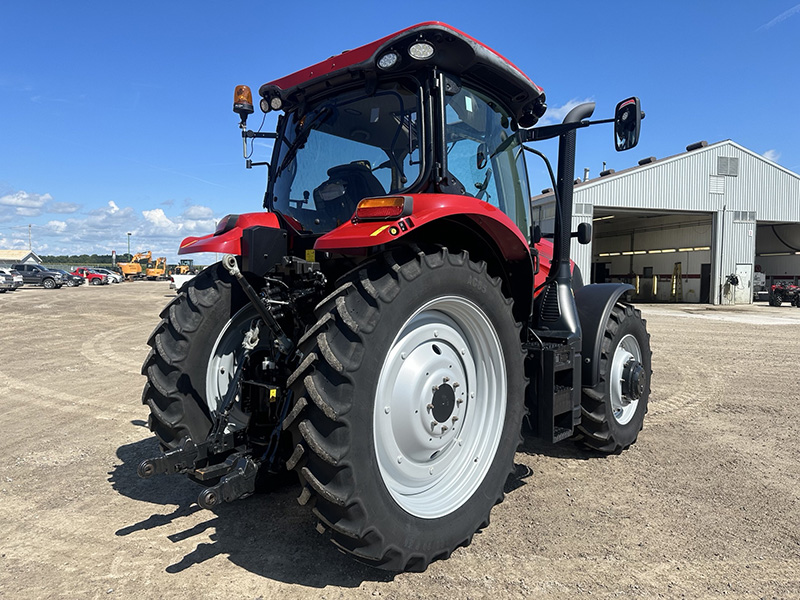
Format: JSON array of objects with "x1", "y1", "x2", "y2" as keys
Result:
[{"x1": 117, "y1": 251, "x2": 151, "y2": 280}]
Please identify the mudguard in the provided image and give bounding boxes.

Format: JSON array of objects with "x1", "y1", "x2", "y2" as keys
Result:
[
  {"x1": 574, "y1": 283, "x2": 634, "y2": 388},
  {"x1": 178, "y1": 213, "x2": 281, "y2": 256},
  {"x1": 314, "y1": 193, "x2": 530, "y2": 262}
]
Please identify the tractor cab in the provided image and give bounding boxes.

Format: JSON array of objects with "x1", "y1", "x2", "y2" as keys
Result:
[{"x1": 235, "y1": 22, "x2": 544, "y2": 241}]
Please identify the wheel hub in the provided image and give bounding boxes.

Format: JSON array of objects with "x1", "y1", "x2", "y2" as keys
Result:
[
  {"x1": 621, "y1": 360, "x2": 646, "y2": 402},
  {"x1": 431, "y1": 382, "x2": 456, "y2": 423},
  {"x1": 609, "y1": 333, "x2": 644, "y2": 425}
]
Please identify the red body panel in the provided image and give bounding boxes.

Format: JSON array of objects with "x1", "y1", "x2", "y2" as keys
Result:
[
  {"x1": 533, "y1": 239, "x2": 555, "y2": 292},
  {"x1": 178, "y1": 212, "x2": 281, "y2": 256},
  {"x1": 314, "y1": 194, "x2": 530, "y2": 261},
  {"x1": 266, "y1": 22, "x2": 541, "y2": 94}
]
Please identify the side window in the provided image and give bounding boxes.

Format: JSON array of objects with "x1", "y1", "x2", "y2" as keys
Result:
[
  {"x1": 445, "y1": 92, "x2": 499, "y2": 205},
  {"x1": 444, "y1": 85, "x2": 531, "y2": 238}
]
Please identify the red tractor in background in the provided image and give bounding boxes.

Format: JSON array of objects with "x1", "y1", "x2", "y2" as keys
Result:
[{"x1": 138, "y1": 22, "x2": 650, "y2": 571}]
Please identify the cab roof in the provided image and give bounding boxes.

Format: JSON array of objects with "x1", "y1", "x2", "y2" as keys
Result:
[{"x1": 260, "y1": 22, "x2": 547, "y2": 127}]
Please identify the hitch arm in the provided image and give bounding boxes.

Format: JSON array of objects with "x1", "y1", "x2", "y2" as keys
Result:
[{"x1": 222, "y1": 254, "x2": 294, "y2": 355}]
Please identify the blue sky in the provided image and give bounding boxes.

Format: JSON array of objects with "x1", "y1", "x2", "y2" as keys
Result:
[{"x1": 1, "y1": 1, "x2": 798, "y2": 262}]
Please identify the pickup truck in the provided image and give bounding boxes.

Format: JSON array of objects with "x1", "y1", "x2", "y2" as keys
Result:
[
  {"x1": 12, "y1": 264, "x2": 64, "y2": 289},
  {"x1": 72, "y1": 267, "x2": 108, "y2": 285},
  {"x1": 169, "y1": 273, "x2": 197, "y2": 291}
]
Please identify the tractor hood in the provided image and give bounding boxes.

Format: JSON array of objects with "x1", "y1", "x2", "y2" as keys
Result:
[{"x1": 260, "y1": 22, "x2": 547, "y2": 128}]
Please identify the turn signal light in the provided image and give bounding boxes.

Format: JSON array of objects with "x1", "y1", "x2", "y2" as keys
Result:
[
  {"x1": 233, "y1": 85, "x2": 254, "y2": 116},
  {"x1": 356, "y1": 196, "x2": 412, "y2": 220}
]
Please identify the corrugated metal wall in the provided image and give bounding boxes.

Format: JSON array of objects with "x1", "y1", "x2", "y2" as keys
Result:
[{"x1": 550, "y1": 140, "x2": 800, "y2": 304}]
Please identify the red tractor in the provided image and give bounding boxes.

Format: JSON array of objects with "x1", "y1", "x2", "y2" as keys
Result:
[{"x1": 138, "y1": 22, "x2": 651, "y2": 571}]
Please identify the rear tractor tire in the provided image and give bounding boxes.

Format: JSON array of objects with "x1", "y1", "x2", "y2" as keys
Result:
[
  {"x1": 578, "y1": 303, "x2": 651, "y2": 453},
  {"x1": 285, "y1": 246, "x2": 526, "y2": 571}
]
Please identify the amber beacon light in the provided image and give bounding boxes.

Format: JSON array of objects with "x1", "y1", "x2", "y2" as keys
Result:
[{"x1": 233, "y1": 85, "x2": 254, "y2": 119}]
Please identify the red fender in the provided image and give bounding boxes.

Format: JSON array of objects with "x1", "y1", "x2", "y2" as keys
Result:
[
  {"x1": 315, "y1": 194, "x2": 531, "y2": 262},
  {"x1": 178, "y1": 213, "x2": 281, "y2": 256}
]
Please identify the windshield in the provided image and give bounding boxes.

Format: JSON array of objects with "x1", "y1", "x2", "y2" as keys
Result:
[
  {"x1": 444, "y1": 85, "x2": 531, "y2": 238},
  {"x1": 269, "y1": 80, "x2": 423, "y2": 233}
]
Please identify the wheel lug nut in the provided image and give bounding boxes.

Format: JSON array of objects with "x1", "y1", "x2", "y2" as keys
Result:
[
  {"x1": 452, "y1": 382, "x2": 460, "y2": 389},
  {"x1": 431, "y1": 421, "x2": 438, "y2": 430},
  {"x1": 451, "y1": 416, "x2": 458, "y2": 423},
  {"x1": 443, "y1": 376, "x2": 450, "y2": 383},
  {"x1": 426, "y1": 403, "x2": 434, "y2": 412},
  {"x1": 432, "y1": 385, "x2": 439, "y2": 393},
  {"x1": 441, "y1": 425, "x2": 448, "y2": 432}
]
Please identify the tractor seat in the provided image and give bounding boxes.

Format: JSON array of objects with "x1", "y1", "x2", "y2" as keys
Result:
[{"x1": 313, "y1": 162, "x2": 387, "y2": 227}]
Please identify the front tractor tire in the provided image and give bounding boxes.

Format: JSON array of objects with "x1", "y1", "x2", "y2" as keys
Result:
[
  {"x1": 141, "y1": 262, "x2": 249, "y2": 450},
  {"x1": 286, "y1": 246, "x2": 526, "y2": 571},
  {"x1": 578, "y1": 303, "x2": 651, "y2": 453}
]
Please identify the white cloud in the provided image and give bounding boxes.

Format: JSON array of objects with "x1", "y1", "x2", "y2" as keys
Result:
[
  {"x1": 763, "y1": 149, "x2": 781, "y2": 163},
  {"x1": 143, "y1": 208, "x2": 178, "y2": 232},
  {"x1": 0, "y1": 191, "x2": 53, "y2": 218},
  {"x1": 182, "y1": 205, "x2": 214, "y2": 220},
  {"x1": 537, "y1": 98, "x2": 595, "y2": 126},
  {"x1": 46, "y1": 220, "x2": 67, "y2": 233},
  {"x1": 49, "y1": 202, "x2": 80, "y2": 214},
  {"x1": 0, "y1": 191, "x2": 52, "y2": 208}
]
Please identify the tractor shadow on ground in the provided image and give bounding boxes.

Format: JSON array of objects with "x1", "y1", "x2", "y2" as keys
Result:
[
  {"x1": 518, "y1": 422, "x2": 608, "y2": 461},
  {"x1": 109, "y1": 431, "x2": 393, "y2": 588}
]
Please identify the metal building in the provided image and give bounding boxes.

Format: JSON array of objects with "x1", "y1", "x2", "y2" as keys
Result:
[{"x1": 531, "y1": 140, "x2": 800, "y2": 304}]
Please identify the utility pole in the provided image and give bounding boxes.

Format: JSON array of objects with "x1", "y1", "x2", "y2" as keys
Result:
[
  {"x1": 28, "y1": 224, "x2": 32, "y2": 250},
  {"x1": 127, "y1": 232, "x2": 132, "y2": 260}
]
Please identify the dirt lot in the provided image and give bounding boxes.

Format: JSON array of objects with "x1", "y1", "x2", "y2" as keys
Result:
[{"x1": 1, "y1": 282, "x2": 799, "y2": 599}]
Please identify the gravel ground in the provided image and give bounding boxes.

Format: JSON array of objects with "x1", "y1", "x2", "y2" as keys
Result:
[{"x1": 1, "y1": 282, "x2": 798, "y2": 599}]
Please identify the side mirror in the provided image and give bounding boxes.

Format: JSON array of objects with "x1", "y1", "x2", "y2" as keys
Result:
[
  {"x1": 531, "y1": 224, "x2": 542, "y2": 244},
  {"x1": 575, "y1": 222, "x2": 592, "y2": 244},
  {"x1": 476, "y1": 142, "x2": 488, "y2": 169},
  {"x1": 614, "y1": 97, "x2": 642, "y2": 151}
]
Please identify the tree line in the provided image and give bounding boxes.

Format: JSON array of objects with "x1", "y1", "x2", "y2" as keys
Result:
[{"x1": 40, "y1": 254, "x2": 126, "y2": 265}]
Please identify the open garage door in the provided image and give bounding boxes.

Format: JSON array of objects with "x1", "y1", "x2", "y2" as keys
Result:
[
  {"x1": 592, "y1": 209, "x2": 714, "y2": 303},
  {"x1": 755, "y1": 223, "x2": 800, "y2": 299}
]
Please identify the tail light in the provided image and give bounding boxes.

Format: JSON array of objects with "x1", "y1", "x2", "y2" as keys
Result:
[{"x1": 356, "y1": 196, "x2": 412, "y2": 221}]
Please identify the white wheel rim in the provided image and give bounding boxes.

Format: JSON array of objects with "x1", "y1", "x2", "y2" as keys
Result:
[
  {"x1": 610, "y1": 333, "x2": 642, "y2": 425},
  {"x1": 373, "y1": 295, "x2": 506, "y2": 519},
  {"x1": 205, "y1": 304, "x2": 258, "y2": 414}
]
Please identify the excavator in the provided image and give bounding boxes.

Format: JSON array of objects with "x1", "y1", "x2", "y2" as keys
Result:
[
  {"x1": 146, "y1": 257, "x2": 167, "y2": 280},
  {"x1": 117, "y1": 251, "x2": 151, "y2": 280}
]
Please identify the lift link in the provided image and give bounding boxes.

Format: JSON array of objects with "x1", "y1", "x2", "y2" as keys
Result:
[
  {"x1": 197, "y1": 456, "x2": 260, "y2": 509},
  {"x1": 136, "y1": 434, "x2": 237, "y2": 479},
  {"x1": 223, "y1": 254, "x2": 294, "y2": 355}
]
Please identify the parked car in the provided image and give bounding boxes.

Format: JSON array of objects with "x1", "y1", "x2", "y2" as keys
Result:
[
  {"x1": 0, "y1": 272, "x2": 13, "y2": 293},
  {"x1": 53, "y1": 269, "x2": 85, "y2": 287},
  {"x1": 0, "y1": 268, "x2": 24, "y2": 290},
  {"x1": 71, "y1": 267, "x2": 108, "y2": 286},
  {"x1": 12, "y1": 264, "x2": 63, "y2": 289},
  {"x1": 92, "y1": 267, "x2": 124, "y2": 283}
]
